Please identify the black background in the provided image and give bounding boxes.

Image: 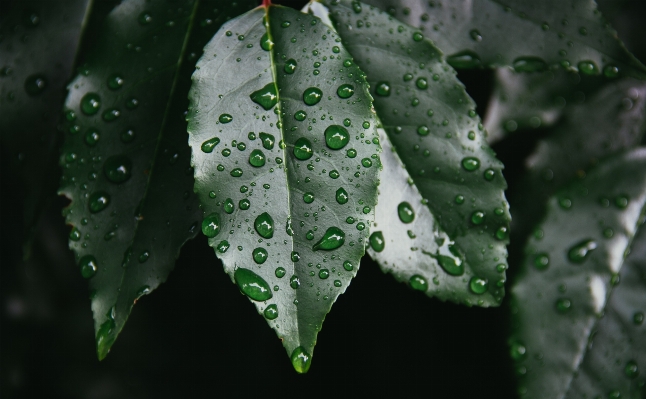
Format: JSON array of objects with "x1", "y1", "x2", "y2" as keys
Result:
[{"x1": 2, "y1": 0, "x2": 645, "y2": 398}]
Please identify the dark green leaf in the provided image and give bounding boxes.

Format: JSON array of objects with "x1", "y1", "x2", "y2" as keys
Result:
[
  {"x1": 188, "y1": 5, "x2": 381, "y2": 372},
  {"x1": 316, "y1": 0, "x2": 510, "y2": 306},
  {"x1": 510, "y1": 148, "x2": 646, "y2": 398},
  {"x1": 359, "y1": 0, "x2": 646, "y2": 78},
  {"x1": 58, "y1": 0, "x2": 255, "y2": 360},
  {"x1": 0, "y1": 0, "x2": 90, "y2": 255}
]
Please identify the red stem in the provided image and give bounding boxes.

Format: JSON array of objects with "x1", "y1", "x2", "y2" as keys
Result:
[{"x1": 262, "y1": 0, "x2": 271, "y2": 7}]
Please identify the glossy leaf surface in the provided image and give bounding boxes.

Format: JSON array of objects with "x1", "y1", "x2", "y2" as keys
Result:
[
  {"x1": 188, "y1": 5, "x2": 380, "y2": 371},
  {"x1": 510, "y1": 148, "x2": 646, "y2": 398},
  {"x1": 59, "y1": 0, "x2": 255, "y2": 359},
  {"x1": 317, "y1": 0, "x2": 510, "y2": 306},
  {"x1": 0, "y1": 0, "x2": 90, "y2": 253},
  {"x1": 359, "y1": 0, "x2": 646, "y2": 78}
]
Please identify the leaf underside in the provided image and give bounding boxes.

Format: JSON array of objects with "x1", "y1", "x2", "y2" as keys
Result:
[
  {"x1": 510, "y1": 148, "x2": 646, "y2": 398},
  {"x1": 0, "y1": 0, "x2": 90, "y2": 254},
  {"x1": 59, "y1": 0, "x2": 255, "y2": 359},
  {"x1": 317, "y1": 0, "x2": 511, "y2": 306},
  {"x1": 188, "y1": 5, "x2": 380, "y2": 372},
  {"x1": 360, "y1": 0, "x2": 646, "y2": 78}
]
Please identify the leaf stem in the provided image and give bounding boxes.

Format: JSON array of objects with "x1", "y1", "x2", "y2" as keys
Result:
[{"x1": 262, "y1": 0, "x2": 271, "y2": 7}]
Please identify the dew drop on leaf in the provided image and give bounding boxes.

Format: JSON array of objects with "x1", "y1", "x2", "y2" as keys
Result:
[
  {"x1": 24, "y1": 74, "x2": 47, "y2": 96},
  {"x1": 555, "y1": 298, "x2": 572, "y2": 313},
  {"x1": 89, "y1": 191, "x2": 110, "y2": 213},
  {"x1": 369, "y1": 231, "x2": 385, "y2": 252},
  {"x1": 250, "y1": 82, "x2": 278, "y2": 110},
  {"x1": 303, "y1": 87, "x2": 323, "y2": 105},
  {"x1": 293, "y1": 137, "x2": 313, "y2": 160},
  {"x1": 201, "y1": 213, "x2": 221, "y2": 238},
  {"x1": 259, "y1": 132, "x2": 275, "y2": 149},
  {"x1": 254, "y1": 212, "x2": 274, "y2": 239},
  {"x1": 397, "y1": 202, "x2": 415, "y2": 223},
  {"x1": 291, "y1": 347, "x2": 311, "y2": 374},
  {"x1": 446, "y1": 50, "x2": 482, "y2": 69},
  {"x1": 264, "y1": 304, "x2": 278, "y2": 320},
  {"x1": 284, "y1": 58, "x2": 297, "y2": 74},
  {"x1": 533, "y1": 253, "x2": 549, "y2": 270},
  {"x1": 234, "y1": 268, "x2": 272, "y2": 301},
  {"x1": 335, "y1": 187, "x2": 348, "y2": 204},
  {"x1": 201, "y1": 137, "x2": 220, "y2": 153},
  {"x1": 252, "y1": 247, "x2": 268, "y2": 264},
  {"x1": 324, "y1": 125, "x2": 350, "y2": 150},
  {"x1": 81, "y1": 93, "x2": 101, "y2": 115},
  {"x1": 409, "y1": 275, "x2": 428, "y2": 291},
  {"x1": 375, "y1": 81, "x2": 390, "y2": 96},
  {"x1": 578, "y1": 60, "x2": 598, "y2": 75},
  {"x1": 567, "y1": 239, "x2": 597, "y2": 264},
  {"x1": 79, "y1": 255, "x2": 98, "y2": 279},
  {"x1": 275, "y1": 267, "x2": 286, "y2": 278},
  {"x1": 461, "y1": 157, "x2": 480, "y2": 171},
  {"x1": 512, "y1": 56, "x2": 547, "y2": 72},
  {"x1": 218, "y1": 113, "x2": 233, "y2": 123},
  {"x1": 313, "y1": 227, "x2": 345, "y2": 251},
  {"x1": 249, "y1": 149, "x2": 266, "y2": 167},
  {"x1": 103, "y1": 155, "x2": 132, "y2": 183},
  {"x1": 337, "y1": 84, "x2": 354, "y2": 98},
  {"x1": 469, "y1": 276, "x2": 488, "y2": 294},
  {"x1": 343, "y1": 260, "x2": 354, "y2": 271}
]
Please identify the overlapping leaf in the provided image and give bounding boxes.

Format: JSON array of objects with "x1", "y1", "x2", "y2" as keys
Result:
[
  {"x1": 187, "y1": 5, "x2": 380, "y2": 372},
  {"x1": 59, "y1": 0, "x2": 255, "y2": 359},
  {"x1": 313, "y1": 0, "x2": 510, "y2": 306},
  {"x1": 0, "y1": 0, "x2": 90, "y2": 254},
  {"x1": 360, "y1": 0, "x2": 646, "y2": 78},
  {"x1": 510, "y1": 148, "x2": 646, "y2": 398}
]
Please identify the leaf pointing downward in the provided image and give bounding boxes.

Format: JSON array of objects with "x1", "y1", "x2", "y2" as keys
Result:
[
  {"x1": 188, "y1": 5, "x2": 380, "y2": 372},
  {"x1": 510, "y1": 148, "x2": 646, "y2": 398}
]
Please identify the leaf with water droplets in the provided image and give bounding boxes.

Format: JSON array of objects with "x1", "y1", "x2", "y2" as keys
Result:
[
  {"x1": 510, "y1": 148, "x2": 646, "y2": 398},
  {"x1": 358, "y1": 0, "x2": 646, "y2": 79},
  {"x1": 0, "y1": 0, "x2": 91, "y2": 255},
  {"x1": 313, "y1": 0, "x2": 510, "y2": 306},
  {"x1": 188, "y1": 5, "x2": 380, "y2": 372},
  {"x1": 58, "y1": 0, "x2": 256, "y2": 360}
]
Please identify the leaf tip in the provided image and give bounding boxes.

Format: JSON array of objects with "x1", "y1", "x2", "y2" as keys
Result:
[{"x1": 95, "y1": 318, "x2": 117, "y2": 361}]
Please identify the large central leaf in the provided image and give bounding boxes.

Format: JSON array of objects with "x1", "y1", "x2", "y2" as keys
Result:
[{"x1": 187, "y1": 5, "x2": 380, "y2": 372}]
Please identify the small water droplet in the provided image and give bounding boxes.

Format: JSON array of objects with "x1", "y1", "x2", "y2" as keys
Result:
[
  {"x1": 284, "y1": 59, "x2": 297, "y2": 74},
  {"x1": 578, "y1": 60, "x2": 598, "y2": 75},
  {"x1": 275, "y1": 267, "x2": 286, "y2": 278},
  {"x1": 533, "y1": 253, "x2": 549, "y2": 270},
  {"x1": 471, "y1": 211, "x2": 485, "y2": 225},
  {"x1": 81, "y1": 93, "x2": 101, "y2": 115},
  {"x1": 290, "y1": 275, "x2": 300, "y2": 289},
  {"x1": 103, "y1": 155, "x2": 132, "y2": 183},
  {"x1": 252, "y1": 247, "x2": 268, "y2": 264},
  {"x1": 249, "y1": 149, "x2": 266, "y2": 167},
  {"x1": 567, "y1": 239, "x2": 597, "y2": 264},
  {"x1": 138, "y1": 12, "x2": 152, "y2": 25},
  {"x1": 513, "y1": 57, "x2": 547, "y2": 72},
  {"x1": 369, "y1": 231, "x2": 385, "y2": 252},
  {"x1": 375, "y1": 81, "x2": 390, "y2": 96},
  {"x1": 260, "y1": 33, "x2": 273, "y2": 51},
  {"x1": 293, "y1": 137, "x2": 313, "y2": 160},
  {"x1": 413, "y1": 32, "x2": 424, "y2": 41},
  {"x1": 337, "y1": 84, "x2": 354, "y2": 98},
  {"x1": 318, "y1": 269, "x2": 329, "y2": 279},
  {"x1": 415, "y1": 77, "x2": 428, "y2": 89},
  {"x1": 217, "y1": 240, "x2": 230, "y2": 253},
  {"x1": 343, "y1": 260, "x2": 354, "y2": 271},
  {"x1": 409, "y1": 275, "x2": 428, "y2": 291},
  {"x1": 89, "y1": 191, "x2": 110, "y2": 213},
  {"x1": 79, "y1": 255, "x2": 98, "y2": 279},
  {"x1": 469, "y1": 277, "x2": 488, "y2": 294},
  {"x1": 107, "y1": 74, "x2": 124, "y2": 89},
  {"x1": 603, "y1": 64, "x2": 620, "y2": 78},
  {"x1": 336, "y1": 188, "x2": 348, "y2": 204},
  {"x1": 303, "y1": 192, "x2": 315, "y2": 203},
  {"x1": 138, "y1": 251, "x2": 150, "y2": 263},
  {"x1": 234, "y1": 268, "x2": 272, "y2": 301},
  {"x1": 259, "y1": 132, "x2": 275, "y2": 150},
  {"x1": 201, "y1": 137, "x2": 220, "y2": 153},
  {"x1": 461, "y1": 157, "x2": 480, "y2": 171},
  {"x1": 469, "y1": 29, "x2": 482, "y2": 42},
  {"x1": 264, "y1": 304, "x2": 278, "y2": 319},
  {"x1": 397, "y1": 202, "x2": 415, "y2": 223},
  {"x1": 510, "y1": 341, "x2": 527, "y2": 361},
  {"x1": 555, "y1": 298, "x2": 572, "y2": 313},
  {"x1": 447, "y1": 50, "x2": 481, "y2": 69},
  {"x1": 303, "y1": 87, "x2": 323, "y2": 105},
  {"x1": 254, "y1": 212, "x2": 274, "y2": 239},
  {"x1": 313, "y1": 227, "x2": 345, "y2": 251},
  {"x1": 202, "y1": 213, "x2": 221, "y2": 238},
  {"x1": 24, "y1": 74, "x2": 47, "y2": 96},
  {"x1": 624, "y1": 360, "x2": 639, "y2": 379},
  {"x1": 230, "y1": 168, "x2": 243, "y2": 177}
]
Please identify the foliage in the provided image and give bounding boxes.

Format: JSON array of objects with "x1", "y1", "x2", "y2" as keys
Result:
[{"x1": 1, "y1": 0, "x2": 645, "y2": 396}]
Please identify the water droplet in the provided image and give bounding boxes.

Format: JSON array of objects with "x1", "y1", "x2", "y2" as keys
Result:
[
  {"x1": 313, "y1": 227, "x2": 345, "y2": 251},
  {"x1": 417, "y1": 125, "x2": 429, "y2": 136},
  {"x1": 290, "y1": 275, "x2": 300, "y2": 289},
  {"x1": 555, "y1": 298, "x2": 572, "y2": 313},
  {"x1": 334, "y1": 280, "x2": 342, "y2": 287},
  {"x1": 102, "y1": 108, "x2": 120, "y2": 122},
  {"x1": 259, "y1": 132, "x2": 275, "y2": 150},
  {"x1": 469, "y1": 277, "x2": 488, "y2": 294},
  {"x1": 79, "y1": 255, "x2": 98, "y2": 279},
  {"x1": 461, "y1": 157, "x2": 480, "y2": 171},
  {"x1": 324, "y1": 125, "x2": 350, "y2": 150},
  {"x1": 239, "y1": 199, "x2": 250, "y2": 210},
  {"x1": 346, "y1": 149, "x2": 357, "y2": 158},
  {"x1": 138, "y1": 12, "x2": 152, "y2": 25},
  {"x1": 121, "y1": 129, "x2": 135, "y2": 143},
  {"x1": 138, "y1": 251, "x2": 150, "y2": 263},
  {"x1": 234, "y1": 268, "x2": 272, "y2": 301},
  {"x1": 413, "y1": 32, "x2": 424, "y2": 41},
  {"x1": 434, "y1": 245, "x2": 464, "y2": 276},
  {"x1": 273, "y1": 267, "x2": 286, "y2": 278},
  {"x1": 107, "y1": 74, "x2": 124, "y2": 89},
  {"x1": 85, "y1": 129, "x2": 100, "y2": 146},
  {"x1": 567, "y1": 239, "x2": 597, "y2": 264},
  {"x1": 533, "y1": 253, "x2": 549, "y2": 270},
  {"x1": 217, "y1": 240, "x2": 230, "y2": 253},
  {"x1": 103, "y1": 155, "x2": 132, "y2": 183},
  {"x1": 578, "y1": 60, "x2": 598, "y2": 75},
  {"x1": 409, "y1": 275, "x2": 428, "y2": 291},
  {"x1": 252, "y1": 247, "x2": 268, "y2": 264},
  {"x1": 254, "y1": 212, "x2": 274, "y2": 239},
  {"x1": 336, "y1": 188, "x2": 348, "y2": 204},
  {"x1": 369, "y1": 231, "x2": 385, "y2": 252},
  {"x1": 510, "y1": 341, "x2": 527, "y2": 361},
  {"x1": 624, "y1": 360, "x2": 639, "y2": 379},
  {"x1": 125, "y1": 97, "x2": 139, "y2": 109},
  {"x1": 375, "y1": 81, "x2": 390, "y2": 96},
  {"x1": 230, "y1": 168, "x2": 243, "y2": 177},
  {"x1": 471, "y1": 211, "x2": 485, "y2": 225},
  {"x1": 303, "y1": 192, "x2": 315, "y2": 203},
  {"x1": 604, "y1": 64, "x2": 620, "y2": 78},
  {"x1": 69, "y1": 227, "x2": 81, "y2": 241},
  {"x1": 249, "y1": 149, "x2": 266, "y2": 167},
  {"x1": 318, "y1": 269, "x2": 329, "y2": 279},
  {"x1": 219, "y1": 113, "x2": 233, "y2": 123},
  {"x1": 89, "y1": 191, "x2": 110, "y2": 213},
  {"x1": 24, "y1": 74, "x2": 47, "y2": 96},
  {"x1": 416, "y1": 77, "x2": 428, "y2": 89},
  {"x1": 250, "y1": 82, "x2": 278, "y2": 110},
  {"x1": 81, "y1": 93, "x2": 101, "y2": 115},
  {"x1": 202, "y1": 213, "x2": 221, "y2": 238},
  {"x1": 264, "y1": 304, "x2": 278, "y2": 319},
  {"x1": 303, "y1": 87, "x2": 323, "y2": 106},
  {"x1": 513, "y1": 57, "x2": 547, "y2": 72},
  {"x1": 260, "y1": 33, "x2": 273, "y2": 51},
  {"x1": 290, "y1": 347, "x2": 311, "y2": 374},
  {"x1": 293, "y1": 137, "x2": 313, "y2": 160},
  {"x1": 337, "y1": 84, "x2": 354, "y2": 98},
  {"x1": 614, "y1": 195, "x2": 629, "y2": 209},
  {"x1": 454, "y1": 195, "x2": 465, "y2": 204},
  {"x1": 397, "y1": 202, "x2": 415, "y2": 223},
  {"x1": 361, "y1": 158, "x2": 372, "y2": 168},
  {"x1": 223, "y1": 198, "x2": 234, "y2": 214},
  {"x1": 469, "y1": 29, "x2": 482, "y2": 42},
  {"x1": 483, "y1": 169, "x2": 495, "y2": 181},
  {"x1": 447, "y1": 50, "x2": 481, "y2": 69},
  {"x1": 343, "y1": 260, "x2": 354, "y2": 271},
  {"x1": 201, "y1": 137, "x2": 220, "y2": 153},
  {"x1": 284, "y1": 59, "x2": 297, "y2": 74}
]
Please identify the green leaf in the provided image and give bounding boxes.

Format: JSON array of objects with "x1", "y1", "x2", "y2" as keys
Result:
[
  {"x1": 187, "y1": 5, "x2": 381, "y2": 372},
  {"x1": 315, "y1": 0, "x2": 510, "y2": 306},
  {"x1": 0, "y1": 0, "x2": 91, "y2": 255},
  {"x1": 359, "y1": 0, "x2": 646, "y2": 78},
  {"x1": 510, "y1": 148, "x2": 646, "y2": 398},
  {"x1": 58, "y1": 0, "x2": 255, "y2": 360}
]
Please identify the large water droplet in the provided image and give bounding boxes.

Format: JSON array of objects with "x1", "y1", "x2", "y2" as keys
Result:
[
  {"x1": 369, "y1": 231, "x2": 385, "y2": 252},
  {"x1": 469, "y1": 277, "x2": 488, "y2": 294},
  {"x1": 313, "y1": 227, "x2": 345, "y2": 251},
  {"x1": 337, "y1": 84, "x2": 354, "y2": 98},
  {"x1": 219, "y1": 114, "x2": 233, "y2": 124},
  {"x1": 264, "y1": 304, "x2": 278, "y2": 319},
  {"x1": 103, "y1": 155, "x2": 132, "y2": 183},
  {"x1": 409, "y1": 275, "x2": 428, "y2": 291},
  {"x1": 291, "y1": 347, "x2": 311, "y2": 374},
  {"x1": 250, "y1": 82, "x2": 278, "y2": 110},
  {"x1": 79, "y1": 255, "x2": 98, "y2": 279},
  {"x1": 81, "y1": 93, "x2": 101, "y2": 115},
  {"x1": 249, "y1": 149, "x2": 266, "y2": 167},
  {"x1": 336, "y1": 187, "x2": 348, "y2": 204},
  {"x1": 435, "y1": 244, "x2": 464, "y2": 276},
  {"x1": 259, "y1": 132, "x2": 275, "y2": 150},
  {"x1": 253, "y1": 247, "x2": 268, "y2": 264},
  {"x1": 567, "y1": 239, "x2": 597, "y2": 264},
  {"x1": 375, "y1": 81, "x2": 390, "y2": 96},
  {"x1": 254, "y1": 212, "x2": 274, "y2": 239},
  {"x1": 461, "y1": 157, "x2": 480, "y2": 171},
  {"x1": 201, "y1": 137, "x2": 220, "y2": 153},
  {"x1": 202, "y1": 213, "x2": 221, "y2": 238},
  {"x1": 260, "y1": 33, "x2": 273, "y2": 51},
  {"x1": 303, "y1": 87, "x2": 323, "y2": 105},
  {"x1": 578, "y1": 60, "x2": 598, "y2": 75},
  {"x1": 324, "y1": 125, "x2": 350, "y2": 150},
  {"x1": 397, "y1": 202, "x2": 414, "y2": 223},
  {"x1": 293, "y1": 137, "x2": 313, "y2": 160},
  {"x1": 234, "y1": 268, "x2": 272, "y2": 301},
  {"x1": 447, "y1": 50, "x2": 481, "y2": 69},
  {"x1": 89, "y1": 191, "x2": 110, "y2": 213}
]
